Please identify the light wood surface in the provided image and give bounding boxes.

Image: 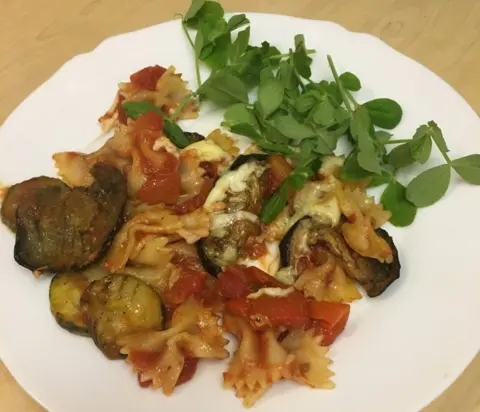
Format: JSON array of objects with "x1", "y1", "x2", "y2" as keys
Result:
[{"x1": 0, "y1": 0, "x2": 479, "y2": 411}]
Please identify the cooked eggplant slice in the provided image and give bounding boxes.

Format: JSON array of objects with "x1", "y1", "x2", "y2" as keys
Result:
[
  {"x1": 184, "y1": 131, "x2": 205, "y2": 143},
  {"x1": 229, "y1": 154, "x2": 269, "y2": 171},
  {"x1": 204, "y1": 157, "x2": 268, "y2": 214},
  {"x1": 1, "y1": 177, "x2": 68, "y2": 232},
  {"x1": 198, "y1": 211, "x2": 261, "y2": 276},
  {"x1": 80, "y1": 274, "x2": 165, "y2": 360},
  {"x1": 49, "y1": 265, "x2": 107, "y2": 335},
  {"x1": 14, "y1": 163, "x2": 127, "y2": 273},
  {"x1": 279, "y1": 218, "x2": 400, "y2": 297}
]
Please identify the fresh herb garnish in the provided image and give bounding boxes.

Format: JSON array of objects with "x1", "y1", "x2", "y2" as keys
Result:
[
  {"x1": 122, "y1": 101, "x2": 192, "y2": 148},
  {"x1": 172, "y1": 0, "x2": 480, "y2": 226}
]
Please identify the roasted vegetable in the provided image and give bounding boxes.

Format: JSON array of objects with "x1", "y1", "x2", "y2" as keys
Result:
[
  {"x1": 184, "y1": 131, "x2": 205, "y2": 143},
  {"x1": 204, "y1": 155, "x2": 268, "y2": 214},
  {"x1": 14, "y1": 163, "x2": 127, "y2": 273},
  {"x1": 279, "y1": 218, "x2": 400, "y2": 297},
  {"x1": 49, "y1": 265, "x2": 107, "y2": 335},
  {"x1": 197, "y1": 212, "x2": 261, "y2": 276},
  {"x1": 80, "y1": 274, "x2": 165, "y2": 359},
  {"x1": 229, "y1": 154, "x2": 269, "y2": 171},
  {"x1": 1, "y1": 177, "x2": 68, "y2": 232}
]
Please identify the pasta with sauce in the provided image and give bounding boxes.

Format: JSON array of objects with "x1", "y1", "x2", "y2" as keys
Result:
[{"x1": 0, "y1": 63, "x2": 401, "y2": 408}]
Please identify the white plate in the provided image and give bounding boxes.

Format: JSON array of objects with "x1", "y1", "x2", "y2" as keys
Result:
[{"x1": 0, "y1": 13, "x2": 479, "y2": 412}]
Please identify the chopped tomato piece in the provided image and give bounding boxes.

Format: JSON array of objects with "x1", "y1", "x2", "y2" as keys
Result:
[
  {"x1": 225, "y1": 298, "x2": 249, "y2": 318},
  {"x1": 130, "y1": 65, "x2": 167, "y2": 91},
  {"x1": 136, "y1": 171, "x2": 181, "y2": 204},
  {"x1": 248, "y1": 290, "x2": 309, "y2": 330},
  {"x1": 176, "y1": 358, "x2": 199, "y2": 386},
  {"x1": 117, "y1": 94, "x2": 127, "y2": 125},
  {"x1": 242, "y1": 239, "x2": 268, "y2": 259},
  {"x1": 308, "y1": 301, "x2": 350, "y2": 346},
  {"x1": 216, "y1": 265, "x2": 285, "y2": 299},
  {"x1": 135, "y1": 110, "x2": 164, "y2": 131},
  {"x1": 166, "y1": 268, "x2": 207, "y2": 305},
  {"x1": 216, "y1": 266, "x2": 251, "y2": 299}
]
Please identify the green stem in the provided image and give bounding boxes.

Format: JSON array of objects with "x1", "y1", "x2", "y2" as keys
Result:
[
  {"x1": 327, "y1": 55, "x2": 353, "y2": 113},
  {"x1": 182, "y1": 22, "x2": 202, "y2": 88},
  {"x1": 344, "y1": 88, "x2": 358, "y2": 109},
  {"x1": 268, "y1": 49, "x2": 316, "y2": 60},
  {"x1": 170, "y1": 92, "x2": 197, "y2": 122},
  {"x1": 384, "y1": 139, "x2": 412, "y2": 145}
]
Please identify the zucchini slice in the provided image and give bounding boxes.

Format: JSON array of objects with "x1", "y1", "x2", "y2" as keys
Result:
[
  {"x1": 80, "y1": 274, "x2": 164, "y2": 360},
  {"x1": 49, "y1": 265, "x2": 107, "y2": 335}
]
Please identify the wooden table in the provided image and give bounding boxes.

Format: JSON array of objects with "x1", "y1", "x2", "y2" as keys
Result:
[{"x1": 1, "y1": 0, "x2": 479, "y2": 411}]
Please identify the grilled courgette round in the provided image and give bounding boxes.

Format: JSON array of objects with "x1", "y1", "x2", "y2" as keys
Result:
[
  {"x1": 80, "y1": 274, "x2": 165, "y2": 360},
  {"x1": 49, "y1": 265, "x2": 107, "y2": 335}
]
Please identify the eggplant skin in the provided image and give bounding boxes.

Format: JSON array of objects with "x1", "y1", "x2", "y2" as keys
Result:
[
  {"x1": 184, "y1": 131, "x2": 205, "y2": 144},
  {"x1": 1, "y1": 177, "x2": 68, "y2": 232},
  {"x1": 197, "y1": 239, "x2": 222, "y2": 277},
  {"x1": 14, "y1": 163, "x2": 127, "y2": 273},
  {"x1": 355, "y1": 228, "x2": 400, "y2": 297},
  {"x1": 80, "y1": 274, "x2": 165, "y2": 360},
  {"x1": 229, "y1": 154, "x2": 269, "y2": 171},
  {"x1": 279, "y1": 218, "x2": 401, "y2": 297}
]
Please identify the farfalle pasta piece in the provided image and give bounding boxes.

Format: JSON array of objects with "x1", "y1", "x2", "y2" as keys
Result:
[
  {"x1": 223, "y1": 314, "x2": 287, "y2": 407},
  {"x1": 119, "y1": 298, "x2": 228, "y2": 395},
  {"x1": 223, "y1": 314, "x2": 335, "y2": 407},
  {"x1": 294, "y1": 253, "x2": 362, "y2": 303},
  {"x1": 105, "y1": 206, "x2": 210, "y2": 272},
  {"x1": 280, "y1": 329, "x2": 335, "y2": 389},
  {"x1": 336, "y1": 181, "x2": 393, "y2": 263}
]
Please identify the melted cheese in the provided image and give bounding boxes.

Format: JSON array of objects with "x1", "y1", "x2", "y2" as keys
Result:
[
  {"x1": 186, "y1": 140, "x2": 229, "y2": 162},
  {"x1": 204, "y1": 162, "x2": 265, "y2": 208},
  {"x1": 238, "y1": 242, "x2": 280, "y2": 276},
  {"x1": 247, "y1": 287, "x2": 295, "y2": 299},
  {"x1": 292, "y1": 176, "x2": 341, "y2": 227},
  {"x1": 210, "y1": 211, "x2": 258, "y2": 237},
  {"x1": 153, "y1": 136, "x2": 181, "y2": 157}
]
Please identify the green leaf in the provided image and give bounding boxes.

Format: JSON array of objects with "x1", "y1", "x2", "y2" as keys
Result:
[
  {"x1": 260, "y1": 182, "x2": 289, "y2": 223},
  {"x1": 428, "y1": 121, "x2": 450, "y2": 154},
  {"x1": 295, "y1": 93, "x2": 317, "y2": 113},
  {"x1": 313, "y1": 130, "x2": 336, "y2": 155},
  {"x1": 311, "y1": 100, "x2": 336, "y2": 127},
  {"x1": 198, "y1": 71, "x2": 248, "y2": 106},
  {"x1": 273, "y1": 115, "x2": 316, "y2": 140},
  {"x1": 184, "y1": 0, "x2": 223, "y2": 28},
  {"x1": 260, "y1": 66, "x2": 275, "y2": 82},
  {"x1": 364, "y1": 98, "x2": 403, "y2": 129},
  {"x1": 277, "y1": 60, "x2": 297, "y2": 91},
  {"x1": 335, "y1": 106, "x2": 350, "y2": 123},
  {"x1": 184, "y1": 0, "x2": 207, "y2": 22},
  {"x1": 387, "y1": 143, "x2": 415, "y2": 169},
  {"x1": 350, "y1": 106, "x2": 372, "y2": 143},
  {"x1": 230, "y1": 27, "x2": 250, "y2": 63},
  {"x1": 357, "y1": 147, "x2": 382, "y2": 174},
  {"x1": 381, "y1": 180, "x2": 417, "y2": 227},
  {"x1": 201, "y1": 32, "x2": 231, "y2": 68},
  {"x1": 226, "y1": 14, "x2": 249, "y2": 32},
  {"x1": 410, "y1": 134, "x2": 432, "y2": 164},
  {"x1": 293, "y1": 34, "x2": 312, "y2": 79},
  {"x1": 341, "y1": 151, "x2": 374, "y2": 181},
  {"x1": 406, "y1": 164, "x2": 451, "y2": 207},
  {"x1": 339, "y1": 72, "x2": 361, "y2": 91},
  {"x1": 451, "y1": 154, "x2": 480, "y2": 185},
  {"x1": 368, "y1": 173, "x2": 392, "y2": 188},
  {"x1": 374, "y1": 130, "x2": 393, "y2": 143},
  {"x1": 222, "y1": 103, "x2": 257, "y2": 128},
  {"x1": 121, "y1": 101, "x2": 190, "y2": 148},
  {"x1": 229, "y1": 123, "x2": 262, "y2": 140},
  {"x1": 258, "y1": 78, "x2": 285, "y2": 118}
]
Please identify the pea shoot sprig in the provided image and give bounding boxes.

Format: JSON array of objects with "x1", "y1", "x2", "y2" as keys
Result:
[{"x1": 124, "y1": 0, "x2": 480, "y2": 227}]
